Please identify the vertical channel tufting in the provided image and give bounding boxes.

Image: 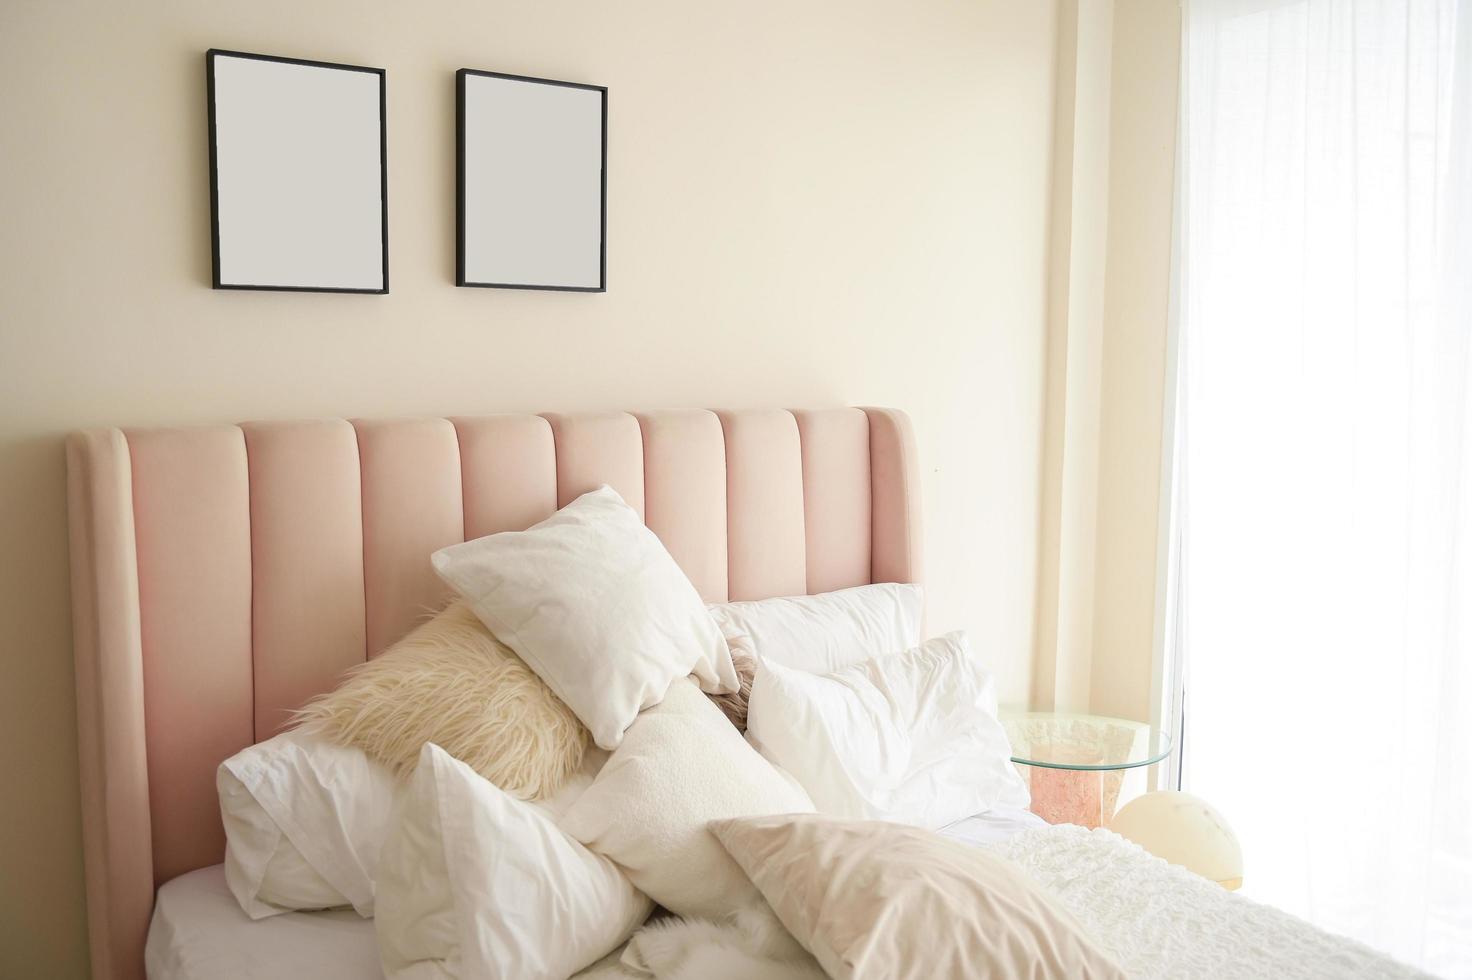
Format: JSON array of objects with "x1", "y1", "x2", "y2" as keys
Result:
[
  {"x1": 717, "y1": 409, "x2": 807, "y2": 600},
  {"x1": 636, "y1": 410, "x2": 729, "y2": 602},
  {"x1": 241, "y1": 421, "x2": 367, "y2": 738},
  {"x1": 452, "y1": 415, "x2": 559, "y2": 539},
  {"x1": 543, "y1": 412, "x2": 646, "y2": 517},
  {"x1": 794, "y1": 408, "x2": 873, "y2": 594},
  {"x1": 354, "y1": 418, "x2": 465, "y2": 655},
  {"x1": 126, "y1": 426, "x2": 253, "y2": 885},
  {"x1": 863, "y1": 407, "x2": 924, "y2": 585}
]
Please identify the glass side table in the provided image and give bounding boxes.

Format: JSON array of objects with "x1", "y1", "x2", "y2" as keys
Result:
[{"x1": 1000, "y1": 711, "x2": 1173, "y2": 829}]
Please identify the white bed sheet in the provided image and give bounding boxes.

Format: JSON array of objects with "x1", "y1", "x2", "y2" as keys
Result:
[
  {"x1": 937, "y1": 804, "x2": 1047, "y2": 846},
  {"x1": 145, "y1": 865, "x2": 382, "y2": 980},
  {"x1": 145, "y1": 806, "x2": 1045, "y2": 980}
]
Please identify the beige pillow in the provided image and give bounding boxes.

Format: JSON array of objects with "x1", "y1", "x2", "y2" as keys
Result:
[
  {"x1": 710, "y1": 813, "x2": 1128, "y2": 980},
  {"x1": 560, "y1": 678, "x2": 814, "y2": 918},
  {"x1": 294, "y1": 601, "x2": 588, "y2": 800}
]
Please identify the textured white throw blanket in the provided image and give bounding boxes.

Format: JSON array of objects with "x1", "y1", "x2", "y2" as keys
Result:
[
  {"x1": 991, "y1": 825, "x2": 1432, "y2": 980},
  {"x1": 588, "y1": 824, "x2": 1432, "y2": 980}
]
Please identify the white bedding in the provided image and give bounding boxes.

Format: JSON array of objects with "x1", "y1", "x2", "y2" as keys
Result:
[
  {"x1": 150, "y1": 811, "x2": 1419, "y2": 980},
  {"x1": 145, "y1": 865, "x2": 383, "y2": 980},
  {"x1": 989, "y1": 825, "x2": 1432, "y2": 980},
  {"x1": 146, "y1": 807, "x2": 1043, "y2": 980},
  {"x1": 937, "y1": 802, "x2": 1047, "y2": 845}
]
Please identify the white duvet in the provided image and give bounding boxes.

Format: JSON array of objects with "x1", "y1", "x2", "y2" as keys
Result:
[{"x1": 989, "y1": 825, "x2": 1432, "y2": 980}]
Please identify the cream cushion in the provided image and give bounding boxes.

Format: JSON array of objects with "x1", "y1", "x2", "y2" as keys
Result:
[
  {"x1": 711, "y1": 813, "x2": 1128, "y2": 980},
  {"x1": 433, "y1": 485, "x2": 738, "y2": 749},
  {"x1": 560, "y1": 678, "x2": 814, "y2": 918},
  {"x1": 375, "y1": 744, "x2": 651, "y2": 980},
  {"x1": 294, "y1": 601, "x2": 588, "y2": 801},
  {"x1": 746, "y1": 631, "x2": 1029, "y2": 829}
]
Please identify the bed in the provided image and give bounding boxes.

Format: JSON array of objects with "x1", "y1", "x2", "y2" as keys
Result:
[
  {"x1": 68, "y1": 406, "x2": 1429, "y2": 980},
  {"x1": 142, "y1": 809, "x2": 1049, "y2": 980},
  {"x1": 68, "y1": 407, "x2": 921, "y2": 980}
]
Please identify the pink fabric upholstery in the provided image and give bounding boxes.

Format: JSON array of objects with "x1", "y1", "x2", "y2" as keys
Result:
[
  {"x1": 864, "y1": 407, "x2": 924, "y2": 585},
  {"x1": 66, "y1": 429, "x2": 152, "y2": 980},
  {"x1": 718, "y1": 409, "x2": 808, "y2": 600},
  {"x1": 354, "y1": 419, "x2": 464, "y2": 655},
  {"x1": 795, "y1": 408, "x2": 872, "y2": 594},
  {"x1": 65, "y1": 407, "x2": 921, "y2": 980},
  {"x1": 242, "y1": 421, "x2": 367, "y2": 737},
  {"x1": 637, "y1": 410, "x2": 729, "y2": 603},
  {"x1": 452, "y1": 415, "x2": 558, "y2": 539},
  {"x1": 126, "y1": 427, "x2": 255, "y2": 886},
  {"x1": 544, "y1": 412, "x2": 646, "y2": 516}
]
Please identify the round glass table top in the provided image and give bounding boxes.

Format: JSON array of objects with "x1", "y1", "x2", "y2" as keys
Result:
[{"x1": 999, "y1": 710, "x2": 1174, "y2": 771}]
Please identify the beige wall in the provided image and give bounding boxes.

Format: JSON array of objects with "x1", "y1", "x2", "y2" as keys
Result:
[{"x1": 0, "y1": 1, "x2": 1061, "y2": 974}]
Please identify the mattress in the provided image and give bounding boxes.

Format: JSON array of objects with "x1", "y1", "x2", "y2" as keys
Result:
[{"x1": 145, "y1": 806, "x2": 1044, "y2": 980}]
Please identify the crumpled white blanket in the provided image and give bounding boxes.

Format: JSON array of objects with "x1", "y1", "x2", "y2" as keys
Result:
[
  {"x1": 990, "y1": 825, "x2": 1434, "y2": 980},
  {"x1": 581, "y1": 825, "x2": 1432, "y2": 980},
  {"x1": 577, "y1": 905, "x2": 824, "y2": 980}
]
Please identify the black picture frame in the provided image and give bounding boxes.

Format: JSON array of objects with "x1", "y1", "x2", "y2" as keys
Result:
[
  {"x1": 207, "y1": 49, "x2": 390, "y2": 294},
  {"x1": 456, "y1": 69, "x2": 607, "y2": 292}
]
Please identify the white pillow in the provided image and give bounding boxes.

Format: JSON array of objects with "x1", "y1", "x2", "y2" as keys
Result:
[
  {"x1": 745, "y1": 631, "x2": 1029, "y2": 829},
  {"x1": 375, "y1": 743, "x2": 651, "y2": 980},
  {"x1": 560, "y1": 678, "x2": 815, "y2": 919},
  {"x1": 218, "y1": 729, "x2": 401, "y2": 918},
  {"x1": 432, "y1": 485, "x2": 737, "y2": 749},
  {"x1": 219, "y1": 730, "x2": 606, "y2": 920},
  {"x1": 706, "y1": 582, "x2": 923, "y2": 674}
]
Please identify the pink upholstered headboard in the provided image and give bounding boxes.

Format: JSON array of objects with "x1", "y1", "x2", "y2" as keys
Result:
[{"x1": 66, "y1": 407, "x2": 921, "y2": 980}]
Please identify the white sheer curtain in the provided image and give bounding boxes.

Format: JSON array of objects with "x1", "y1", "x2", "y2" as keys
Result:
[{"x1": 1175, "y1": 0, "x2": 1472, "y2": 974}]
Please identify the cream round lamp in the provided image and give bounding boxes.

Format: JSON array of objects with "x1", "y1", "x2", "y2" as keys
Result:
[{"x1": 1109, "y1": 791, "x2": 1243, "y2": 890}]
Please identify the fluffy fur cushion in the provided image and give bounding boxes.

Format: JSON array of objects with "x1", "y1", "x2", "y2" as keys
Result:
[
  {"x1": 704, "y1": 644, "x2": 758, "y2": 733},
  {"x1": 294, "y1": 601, "x2": 588, "y2": 800}
]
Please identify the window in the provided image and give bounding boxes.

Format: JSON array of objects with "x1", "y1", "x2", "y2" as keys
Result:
[{"x1": 1169, "y1": 1, "x2": 1472, "y2": 973}]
